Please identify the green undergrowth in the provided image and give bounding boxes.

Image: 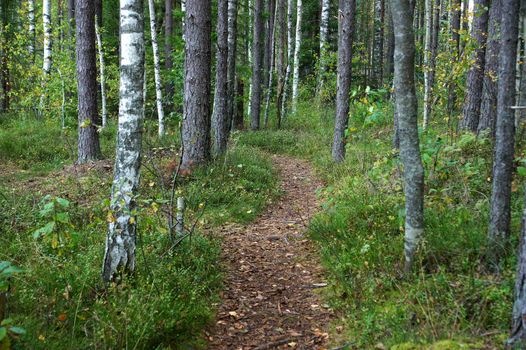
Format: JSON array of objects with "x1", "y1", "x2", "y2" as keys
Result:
[
  {"x1": 0, "y1": 115, "x2": 278, "y2": 349},
  {"x1": 242, "y1": 96, "x2": 522, "y2": 348}
]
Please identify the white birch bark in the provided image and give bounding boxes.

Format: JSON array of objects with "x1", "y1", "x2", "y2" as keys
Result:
[
  {"x1": 264, "y1": 0, "x2": 279, "y2": 127},
  {"x1": 291, "y1": 0, "x2": 302, "y2": 113},
  {"x1": 423, "y1": 0, "x2": 432, "y2": 129},
  {"x1": 281, "y1": 0, "x2": 294, "y2": 117},
  {"x1": 102, "y1": 0, "x2": 145, "y2": 283},
  {"x1": 28, "y1": 0, "x2": 35, "y2": 59},
  {"x1": 247, "y1": 0, "x2": 253, "y2": 117},
  {"x1": 95, "y1": 17, "x2": 107, "y2": 128},
  {"x1": 40, "y1": 0, "x2": 52, "y2": 109},
  {"x1": 317, "y1": 0, "x2": 330, "y2": 89},
  {"x1": 181, "y1": 0, "x2": 186, "y2": 42},
  {"x1": 148, "y1": 0, "x2": 165, "y2": 137}
]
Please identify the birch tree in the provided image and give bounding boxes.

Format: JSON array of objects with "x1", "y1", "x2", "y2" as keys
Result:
[
  {"x1": 147, "y1": 0, "x2": 165, "y2": 137},
  {"x1": 372, "y1": 0, "x2": 384, "y2": 88},
  {"x1": 165, "y1": 0, "x2": 174, "y2": 109},
  {"x1": 317, "y1": 0, "x2": 330, "y2": 92},
  {"x1": 391, "y1": 0, "x2": 424, "y2": 273},
  {"x1": 226, "y1": 0, "x2": 238, "y2": 127},
  {"x1": 28, "y1": 0, "x2": 35, "y2": 60},
  {"x1": 331, "y1": 0, "x2": 355, "y2": 162},
  {"x1": 487, "y1": 0, "x2": 520, "y2": 269},
  {"x1": 460, "y1": 0, "x2": 490, "y2": 132},
  {"x1": 264, "y1": 0, "x2": 279, "y2": 127},
  {"x1": 291, "y1": 0, "x2": 302, "y2": 113},
  {"x1": 40, "y1": 0, "x2": 52, "y2": 109},
  {"x1": 422, "y1": 0, "x2": 432, "y2": 128},
  {"x1": 181, "y1": 0, "x2": 212, "y2": 168},
  {"x1": 212, "y1": 0, "x2": 229, "y2": 155},
  {"x1": 76, "y1": 0, "x2": 101, "y2": 164},
  {"x1": 102, "y1": 0, "x2": 145, "y2": 282},
  {"x1": 281, "y1": 0, "x2": 294, "y2": 117},
  {"x1": 95, "y1": 16, "x2": 107, "y2": 128},
  {"x1": 249, "y1": 0, "x2": 264, "y2": 130}
]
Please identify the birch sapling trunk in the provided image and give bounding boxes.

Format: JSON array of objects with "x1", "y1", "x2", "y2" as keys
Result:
[
  {"x1": 212, "y1": 0, "x2": 229, "y2": 155},
  {"x1": 95, "y1": 16, "x2": 107, "y2": 128},
  {"x1": 264, "y1": 0, "x2": 279, "y2": 127},
  {"x1": 478, "y1": 0, "x2": 501, "y2": 135},
  {"x1": 331, "y1": 0, "x2": 356, "y2": 162},
  {"x1": 40, "y1": 0, "x2": 52, "y2": 110},
  {"x1": 317, "y1": 0, "x2": 330, "y2": 93},
  {"x1": 447, "y1": 0, "x2": 460, "y2": 118},
  {"x1": 460, "y1": 0, "x2": 490, "y2": 132},
  {"x1": 391, "y1": 0, "x2": 425, "y2": 274},
  {"x1": 263, "y1": 0, "x2": 276, "y2": 89},
  {"x1": 281, "y1": 0, "x2": 294, "y2": 118},
  {"x1": 76, "y1": 0, "x2": 102, "y2": 164},
  {"x1": 291, "y1": 0, "x2": 302, "y2": 113},
  {"x1": 372, "y1": 0, "x2": 384, "y2": 88},
  {"x1": 102, "y1": 0, "x2": 145, "y2": 283},
  {"x1": 250, "y1": 0, "x2": 265, "y2": 130},
  {"x1": 422, "y1": 0, "x2": 432, "y2": 129},
  {"x1": 487, "y1": 0, "x2": 520, "y2": 270},
  {"x1": 147, "y1": 0, "x2": 166, "y2": 137},
  {"x1": 226, "y1": 0, "x2": 238, "y2": 129},
  {"x1": 28, "y1": 0, "x2": 35, "y2": 60},
  {"x1": 165, "y1": 0, "x2": 174, "y2": 111},
  {"x1": 181, "y1": 0, "x2": 212, "y2": 168}
]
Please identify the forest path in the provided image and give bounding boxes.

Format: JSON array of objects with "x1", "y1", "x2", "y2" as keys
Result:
[{"x1": 207, "y1": 155, "x2": 334, "y2": 350}]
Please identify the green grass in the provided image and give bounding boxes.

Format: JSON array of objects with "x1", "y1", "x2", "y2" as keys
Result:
[{"x1": 0, "y1": 114, "x2": 279, "y2": 349}]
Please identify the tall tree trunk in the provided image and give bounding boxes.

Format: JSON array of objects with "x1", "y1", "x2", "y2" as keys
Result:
[
  {"x1": 478, "y1": 0, "x2": 502, "y2": 135},
  {"x1": 517, "y1": 8, "x2": 526, "y2": 127},
  {"x1": 385, "y1": 0, "x2": 395, "y2": 82},
  {"x1": 148, "y1": 0, "x2": 166, "y2": 137},
  {"x1": 76, "y1": 0, "x2": 102, "y2": 164},
  {"x1": 460, "y1": 0, "x2": 490, "y2": 132},
  {"x1": 212, "y1": 0, "x2": 229, "y2": 155},
  {"x1": 391, "y1": 0, "x2": 424, "y2": 273},
  {"x1": 263, "y1": 0, "x2": 276, "y2": 89},
  {"x1": 331, "y1": 0, "x2": 356, "y2": 162},
  {"x1": 165, "y1": 0, "x2": 174, "y2": 111},
  {"x1": 95, "y1": 16, "x2": 107, "y2": 128},
  {"x1": 264, "y1": 0, "x2": 279, "y2": 127},
  {"x1": 102, "y1": 0, "x2": 145, "y2": 283},
  {"x1": 372, "y1": 0, "x2": 384, "y2": 88},
  {"x1": 234, "y1": 78, "x2": 244, "y2": 129},
  {"x1": 291, "y1": 0, "x2": 302, "y2": 113},
  {"x1": 317, "y1": 0, "x2": 330, "y2": 92},
  {"x1": 275, "y1": 0, "x2": 286, "y2": 128},
  {"x1": 181, "y1": 0, "x2": 212, "y2": 168},
  {"x1": 487, "y1": 0, "x2": 520, "y2": 270},
  {"x1": 447, "y1": 0, "x2": 461, "y2": 117},
  {"x1": 40, "y1": 0, "x2": 52, "y2": 109},
  {"x1": 226, "y1": 0, "x2": 238, "y2": 129},
  {"x1": 28, "y1": 0, "x2": 35, "y2": 60},
  {"x1": 422, "y1": 0, "x2": 433, "y2": 128},
  {"x1": 250, "y1": 0, "x2": 265, "y2": 129},
  {"x1": 95, "y1": 0, "x2": 102, "y2": 26},
  {"x1": 280, "y1": 0, "x2": 294, "y2": 117}
]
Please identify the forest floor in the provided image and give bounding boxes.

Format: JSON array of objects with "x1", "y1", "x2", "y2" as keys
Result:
[{"x1": 206, "y1": 155, "x2": 334, "y2": 350}]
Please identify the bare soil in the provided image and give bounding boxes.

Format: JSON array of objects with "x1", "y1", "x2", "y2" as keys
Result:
[{"x1": 207, "y1": 155, "x2": 334, "y2": 350}]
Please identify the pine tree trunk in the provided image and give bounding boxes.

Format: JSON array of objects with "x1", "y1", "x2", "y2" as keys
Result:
[
  {"x1": 487, "y1": 0, "x2": 520, "y2": 270},
  {"x1": 460, "y1": 0, "x2": 490, "y2": 132},
  {"x1": 331, "y1": 0, "x2": 356, "y2": 162},
  {"x1": 317, "y1": 0, "x2": 330, "y2": 92},
  {"x1": 391, "y1": 0, "x2": 425, "y2": 273},
  {"x1": 102, "y1": 0, "x2": 145, "y2": 283},
  {"x1": 275, "y1": 0, "x2": 286, "y2": 128},
  {"x1": 226, "y1": 0, "x2": 238, "y2": 129},
  {"x1": 372, "y1": 0, "x2": 384, "y2": 88},
  {"x1": 76, "y1": 0, "x2": 102, "y2": 164},
  {"x1": 250, "y1": 0, "x2": 265, "y2": 130},
  {"x1": 281, "y1": 0, "x2": 294, "y2": 117},
  {"x1": 182, "y1": 0, "x2": 212, "y2": 168},
  {"x1": 165, "y1": 0, "x2": 174, "y2": 111},
  {"x1": 147, "y1": 0, "x2": 166, "y2": 137},
  {"x1": 212, "y1": 0, "x2": 229, "y2": 155},
  {"x1": 478, "y1": 0, "x2": 501, "y2": 135},
  {"x1": 95, "y1": 16, "x2": 107, "y2": 128},
  {"x1": 291, "y1": 0, "x2": 302, "y2": 113}
]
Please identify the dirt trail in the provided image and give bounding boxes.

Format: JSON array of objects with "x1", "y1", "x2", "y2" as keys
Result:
[{"x1": 207, "y1": 155, "x2": 334, "y2": 350}]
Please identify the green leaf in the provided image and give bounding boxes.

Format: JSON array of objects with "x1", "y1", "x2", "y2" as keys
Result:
[
  {"x1": 33, "y1": 221, "x2": 55, "y2": 239},
  {"x1": 55, "y1": 212, "x2": 70, "y2": 224},
  {"x1": 9, "y1": 327, "x2": 26, "y2": 335},
  {"x1": 0, "y1": 327, "x2": 6, "y2": 341},
  {"x1": 0, "y1": 319, "x2": 12, "y2": 327},
  {"x1": 518, "y1": 166, "x2": 526, "y2": 177},
  {"x1": 55, "y1": 197, "x2": 70, "y2": 208}
]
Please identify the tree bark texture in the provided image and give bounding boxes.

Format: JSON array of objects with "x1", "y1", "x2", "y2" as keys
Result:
[
  {"x1": 275, "y1": 0, "x2": 286, "y2": 128},
  {"x1": 165, "y1": 0, "x2": 174, "y2": 109},
  {"x1": 291, "y1": 0, "x2": 302, "y2": 113},
  {"x1": 281, "y1": 0, "x2": 294, "y2": 117},
  {"x1": 250, "y1": 0, "x2": 265, "y2": 129},
  {"x1": 182, "y1": 0, "x2": 212, "y2": 168},
  {"x1": 76, "y1": 0, "x2": 102, "y2": 164},
  {"x1": 373, "y1": 0, "x2": 384, "y2": 88},
  {"x1": 317, "y1": 0, "x2": 330, "y2": 91},
  {"x1": 102, "y1": 0, "x2": 145, "y2": 283},
  {"x1": 226, "y1": 0, "x2": 238, "y2": 129},
  {"x1": 147, "y1": 0, "x2": 165, "y2": 137}
]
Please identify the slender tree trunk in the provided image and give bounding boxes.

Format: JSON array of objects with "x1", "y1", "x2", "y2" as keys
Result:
[
  {"x1": 317, "y1": 0, "x2": 330, "y2": 92},
  {"x1": 487, "y1": 0, "x2": 520, "y2": 270},
  {"x1": 40, "y1": 0, "x2": 52, "y2": 109},
  {"x1": 212, "y1": 0, "x2": 229, "y2": 155},
  {"x1": 28, "y1": 0, "x2": 35, "y2": 60},
  {"x1": 281, "y1": 0, "x2": 294, "y2": 117},
  {"x1": 102, "y1": 0, "x2": 145, "y2": 283},
  {"x1": 517, "y1": 9, "x2": 526, "y2": 127},
  {"x1": 250, "y1": 0, "x2": 265, "y2": 130},
  {"x1": 264, "y1": 0, "x2": 279, "y2": 127},
  {"x1": 95, "y1": 16, "x2": 107, "y2": 128},
  {"x1": 275, "y1": 0, "x2": 286, "y2": 128},
  {"x1": 181, "y1": 0, "x2": 212, "y2": 168},
  {"x1": 291, "y1": 0, "x2": 302, "y2": 113},
  {"x1": 385, "y1": 0, "x2": 395, "y2": 82},
  {"x1": 331, "y1": 0, "x2": 356, "y2": 162},
  {"x1": 147, "y1": 0, "x2": 165, "y2": 137},
  {"x1": 165, "y1": 0, "x2": 174, "y2": 111},
  {"x1": 391, "y1": 0, "x2": 424, "y2": 273},
  {"x1": 447, "y1": 0, "x2": 460, "y2": 117},
  {"x1": 460, "y1": 0, "x2": 490, "y2": 132},
  {"x1": 372, "y1": 0, "x2": 384, "y2": 88},
  {"x1": 226, "y1": 0, "x2": 238, "y2": 129},
  {"x1": 246, "y1": 0, "x2": 253, "y2": 117},
  {"x1": 422, "y1": 0, "x2": 432, "y2": 128},
  {"x1": 234, "y1": 78, "x2": 245, "y2": 129},
  {"x1": 478, "y1": 0, "x2": 502, "y2": 135},
  {"x1": 76, "y1": 0, "x2": 102, "y2": 164},
  {"x1": 263, "y1": 0, "x2": 276, "y2": 89}
]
